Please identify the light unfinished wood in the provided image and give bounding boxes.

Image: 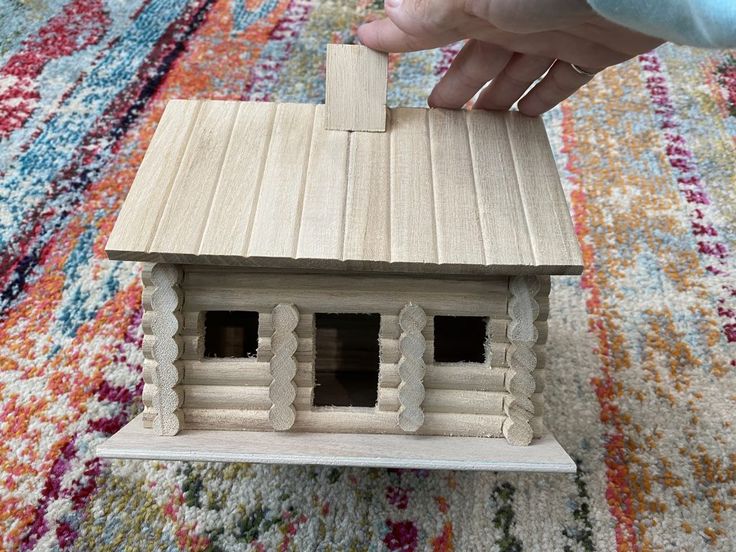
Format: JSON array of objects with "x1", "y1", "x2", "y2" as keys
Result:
[
  {"x1": 182, "y1": 287, "x2": 508, "y2": 318},
  {"x1": 257, "y1": 312, "x2": 314, "y2": 364},
  {"x1": 106, "y1": 101, "x2": 202, "y2": 256},
  {"x1": 379, "y1": 363, "x2": 507, "y2": 391},
  {"x1": 143, "y1": 384, "x2": 538, "y2": 419},
  {"x1": 297, "y1": 104, "x2": 350, "y2": 259},
  {"x1": 143, "y1": 264, "x2": 184, "y2": 436},
  {"x1": 258, "y1": 312, "x2": 314, "y2": 338},
  {"x1": 268, "y1": 304, "x2": 300, "y2": 430},
  {"x1": 507, "y1": 275, "x2": 542, "y2": 344},
  {"x1": 98, "y1": 414, "x2": 576, "y2": 472},
  {"x1": 256, "y1": 337, "x2": 313, "y2": 362},
  {"x1": 390, "y1": 108, "x2": 437, "y2": 263},
  {"x1": 380, "y1": 338, "x2": 433, "y2": 365},
  {"x1": 325, "y1": 44, "x2": 387, "y2": 132},
  {"x1": 183, "y1": 360, "x2": 313, "y2": 387},
  {"x1": 342, "y1": 128, "x2": 391, "y2": 261},
  {"x1": 199, "y1": 102, "x2": 276, "y2": 257},
  {"x1": 180, "y1": 335, "x2": 204, "y2": 360},
  {"x1": 181, "y1": 311, "x2": 204, "y2": 336},
  {"x1": 149, "y1": 101, "x2": 240, "y2": 256},
  {"x1": 248, "y1": 103, "x2": 316, "y2": 259},
  {"x1": 502, "y1": 275, "x2": 541, "y2": 446},
  {"x1": 183, "y1": 268, "x2": 509, "y2": 295},
  {"x1": 397, "y1": 305, "x2": 427, "y2": 432},
  {"x1": 428, "y1": 108, "x2": 485, "y2": 265},
  {"x1": 466, "y1": 110, "x2": 535, "y2": 267},
  {"x1": 531, "y1": 416, "x2": 545, "y2": 438},
  {"x1": 104, "y1": 44, "x2": 584, "y2": 455},
  {"x1": 107, "y1": 102, "x2": 582, "y2": 276},
  {"x1": 174, "y1": 385, "x2": 311, "y2": 410},
  {"x1": 504, "y1": 112, "x2": 583, "y2": 270},
  {"x1": 379, "y1": 314, "x2": 434, "y2": 339},
  {"x1": 183, "y1": 407, "x2": 505, "y2": 437},
  {"x1": 380, "y1": 388, "x2": 505, "y2": 415}
]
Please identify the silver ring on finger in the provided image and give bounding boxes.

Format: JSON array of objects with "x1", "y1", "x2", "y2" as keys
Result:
[{"x1": 569, "y1": 63, "x2": 597, "y2": 77}]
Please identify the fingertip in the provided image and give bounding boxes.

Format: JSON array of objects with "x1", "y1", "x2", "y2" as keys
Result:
[
  {"x1": 517, "y1": 103, "x2": 545, "y2": 117},
  {"x1": 356, "y1": 21, "x2": 377, "y2": 49},
  {"x1": 427, "y1": 90, "x2": 440, "y2": 108},
  {"x1": 355, "y1": 18, "x2": 413, "y2": 52},
  {"x1": 517, "y1": 99, "x2": 544, "y2": 117}
]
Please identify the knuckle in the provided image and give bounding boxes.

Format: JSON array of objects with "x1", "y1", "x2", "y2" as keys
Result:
[{"x1": 453, "y1": 64, "x2": 486, "y2": 89}]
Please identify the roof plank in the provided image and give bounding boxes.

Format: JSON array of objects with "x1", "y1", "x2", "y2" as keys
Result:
[
  {"x1": 247, "y1": 103, "x2": 316, "y2": 259},
  {"x1": 342, "y1": 127, "x2": 391, "y2": 261},
  {"x1": 149, "y1": 100, "x2": 239, "y2": 256},
  {"x1": 428, "y1": 109, "x2": 486, "y2": 265},
  {"x1": 504, "y1": 113, "x2": 583, "y2": 273},
  {"x1": 105, "y1": 100, "x2": 201, "y2": 259},
  {"x1": 466, "y1": 110, "x2": 535, "y2": 267},
  {"x1": 199, "y1": 101, "x2": 276, "y2": 258},
  {"x1": 389, "y1": 108, "x2": 438, "y2": 264},
  {"x1": 296, "y1": 105, "x2": 350, "y2": 260}
]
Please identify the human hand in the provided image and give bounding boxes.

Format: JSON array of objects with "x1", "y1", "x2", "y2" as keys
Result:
[{"x1": 357, "y1": 0, "x2": 663, "y2": 115}]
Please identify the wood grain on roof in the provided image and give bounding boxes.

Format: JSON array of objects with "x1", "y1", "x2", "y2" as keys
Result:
[{"x1": 106, "y1": 99, "x2": 583, "y2": 276}]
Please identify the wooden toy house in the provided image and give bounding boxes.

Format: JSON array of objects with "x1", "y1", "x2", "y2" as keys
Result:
[{"x1": 98, "y1": 45, "x2": 583, "y2": 471}]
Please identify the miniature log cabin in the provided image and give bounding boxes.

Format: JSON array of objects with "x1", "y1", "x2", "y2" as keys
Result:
[{"x1": 104, "y1": 45, "x2": 582, "y2": 451}]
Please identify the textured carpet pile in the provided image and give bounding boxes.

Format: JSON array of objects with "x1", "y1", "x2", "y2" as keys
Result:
[{"x1": 1, "y1": 1, "x2": 735, "y2": 550}]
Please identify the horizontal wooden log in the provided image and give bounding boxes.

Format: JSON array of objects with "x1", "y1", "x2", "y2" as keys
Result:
[
  {"x1": 182, "y1": 407, "x2": 505, "y2": 437},
  {"x1": 379, "y1": 388, "x2": 504, "y2": 415},
  {"x1": 531, "y1": 393, "x2": 544, "y2": 416},
  {"x1": 140, "y1": 287, "x2": 154, "y2": 311},
  {"x1": 256, "y1": 337, "x2": 313, "y2": 355},
  {"x1": 379, "y1": 363, "x2": 506, "y2": 391},
  {"x1": 181, "y1": 311, "x2": 204, "y2": 336},
  {"x1": 531, "y1": 416, "x2": 545, "y2": 438},
  {"x1": 174, "y1": 361, "x2": 545, "y2": 394},
  {"x1": 488, "y1": 342, "x2": 507, "y2": 366},
  {"x1": 183, "y1": 269, "x2": 509, "y2": 295},
  {"x1": 536, "y1": 296, "x2": 550, "y2": 322},
  {"x1": 181, "y1": 335, "x2": 204, "y2": 360},
  {"x1": 182, "y1": 360, "x2": 314, "y2": 387},
  {"x1": 488, "y1": 319, "x2": 508, "y2": 343},
  {"x1": 533, "y1": 321, "x2": 548, "y2": 345},
  {"x1": 181, "y1": 385, "x2": 312, "y2": 410},
  {"x1": 533, "y1": 369, "x2": 546, "y2": 393},
  {"x1": 142, "y1": 410, "x2": 156, "y2": 428},
  {"x1": 182, "y1": 287, "x2": 509, "y2": 318}
]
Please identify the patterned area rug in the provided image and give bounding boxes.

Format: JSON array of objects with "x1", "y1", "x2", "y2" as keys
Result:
[{"x1": 1, "y1": 1, "x2": 735, "y2": 550}]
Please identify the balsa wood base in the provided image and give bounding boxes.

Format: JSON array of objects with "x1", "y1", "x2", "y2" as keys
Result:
[{"x1": 97, "y1": 414, "x2": 576, "y2": 472}]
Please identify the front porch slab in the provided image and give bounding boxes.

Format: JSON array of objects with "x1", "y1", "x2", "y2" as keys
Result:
[{"x1": 97, "y1": 414, "x2": 576, "y2": 473}]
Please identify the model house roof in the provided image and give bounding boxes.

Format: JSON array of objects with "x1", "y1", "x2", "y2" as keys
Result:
[{"x1": 106, "y1": 49, "x2": 582, "y2": 276}]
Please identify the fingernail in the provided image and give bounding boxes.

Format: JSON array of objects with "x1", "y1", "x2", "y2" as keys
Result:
[{"x1": 386, "y1": 0, "x2": 402, "y2": 8}]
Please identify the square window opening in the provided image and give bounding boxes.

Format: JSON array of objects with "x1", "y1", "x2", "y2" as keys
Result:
[
  {"x1": 313, "y1": 313, "x2": 380, "y2": 407},
  {"x1": 434, "y1": 316, "x2": 487, "y2": 363},
  {"x1": 204, "y1": 311, "x2": 259, "y2": 358}
]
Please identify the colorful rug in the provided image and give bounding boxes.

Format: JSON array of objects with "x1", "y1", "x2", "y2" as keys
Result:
[{"x1": 1, "y1": 1, "x2": 735, "y2": 550}]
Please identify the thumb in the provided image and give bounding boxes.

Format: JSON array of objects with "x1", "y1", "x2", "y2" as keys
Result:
[{"x1": 358, "y1": 0, "x2": 465, "y2": 52}]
